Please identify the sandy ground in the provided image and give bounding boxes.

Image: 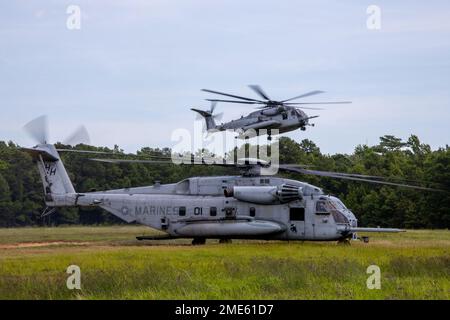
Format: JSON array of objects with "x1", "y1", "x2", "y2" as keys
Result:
[{"x1": 0, "y1": 241, "x2": 91, "y2": 249}]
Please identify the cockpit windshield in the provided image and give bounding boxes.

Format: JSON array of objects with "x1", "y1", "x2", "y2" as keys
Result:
[
  {"x1": 331, "y1": 198, "x2": 347, "y2": 210},
  {"x1": 315, "y1": 198, "x2": 349, "y2": 224},
  {"x1": 295, "y1": 109, "x2": 304, "y2": 118}
]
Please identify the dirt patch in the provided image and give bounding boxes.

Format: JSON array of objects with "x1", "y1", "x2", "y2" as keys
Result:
[{"x1": 0, "y1": 241, "x2": 91, "y2": 249}]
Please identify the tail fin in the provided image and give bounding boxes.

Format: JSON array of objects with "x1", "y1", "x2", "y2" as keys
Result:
[
  {"x1": 191, "y1": 108, "x2": 217, "y2": 131},
  {"x1": 22, "y1": 144, "x2": 75, "y2": 206}
]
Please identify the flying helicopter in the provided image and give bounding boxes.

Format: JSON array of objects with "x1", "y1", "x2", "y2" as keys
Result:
[
  {"x1": 22, "y1": 117, "x2": 445, "y2": 245},
  {"x1": 191, "y1": 85, "x2": 351, "y2": 140}
]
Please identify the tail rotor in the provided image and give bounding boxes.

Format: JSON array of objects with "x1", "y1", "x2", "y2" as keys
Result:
[
  {"x1": 191, "y1": 102, "x2": 222, "y2": 133},
  {"x1": 23, "y1": 115, "x2": 91, "y2": 147}
]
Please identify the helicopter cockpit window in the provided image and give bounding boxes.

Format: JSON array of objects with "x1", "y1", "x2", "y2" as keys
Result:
[
  {"x1": 315, "y1": 200, "x2": 330, "y2": 215},
  {"x1": 291, "y1": 110, "x2": 296, "y2": 116},
  {"x1": 315, "y1": 199, "x2": 350, "y2": 224}
]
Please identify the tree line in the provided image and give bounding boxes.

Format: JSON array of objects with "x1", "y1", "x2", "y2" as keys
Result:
[{"x1": 0, "y1": 134, "x2": 448, "y2": 228}]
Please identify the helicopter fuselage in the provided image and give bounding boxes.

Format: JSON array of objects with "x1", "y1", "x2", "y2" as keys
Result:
[
  {"x1": 50, "y1": 175, "x2": 358, "y2": 242},
  {"x1": 216, "y1": 106, "x2": 311, "y2": 137}
]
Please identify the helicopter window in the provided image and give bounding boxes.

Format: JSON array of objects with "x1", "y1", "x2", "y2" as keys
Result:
[
  {"x1": 331, "y1": 210, "x2": 349, "y2": 224},
  {"x1": 291, "y1": 110, "x2": 296, "y2": 116},
  {"x1": 259, "y1": 178, "x2": 270, "y2": 185},
  {"x1": 332, "y1": 199, "x2": 347, "y2": 210},
  {"x1": 315, "y1": 201, "x2": 330, "y2": 215},
  {"x1": 249, "y1": 207, "x2": 256, "y2": 217},
  {"x1": 290, "y1": 207, "x2": 305, "y2": 221},
  {"x1": 210, "y1": 207, "x2": 217, "y2": 216},
  {"x1": 282, "y1": 112, "x2": 288, "y2": 120},
  {"x1": 178, "y1": 206, "x2": 186, "y2": 216}
]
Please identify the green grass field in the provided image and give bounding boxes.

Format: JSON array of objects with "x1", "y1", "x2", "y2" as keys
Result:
[{"x1": 0, "y1": 226, "x2": 448, "y2": 299}]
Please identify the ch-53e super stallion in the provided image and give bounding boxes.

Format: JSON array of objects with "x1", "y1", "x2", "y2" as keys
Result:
[
  {"x1": 23, "y1": 117, "x2": 444, "y2": 245},
  {"x1": 192, "y1": 85, "x2": 351, "y2": 140}
]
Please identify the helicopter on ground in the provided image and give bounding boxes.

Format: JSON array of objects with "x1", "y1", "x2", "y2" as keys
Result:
[
  {"x1": 22, "y1": 117, "x2": 443, "y2": 245},
  {"x1": 191, "y1": 85, "x2": 351, "y2": 140}
]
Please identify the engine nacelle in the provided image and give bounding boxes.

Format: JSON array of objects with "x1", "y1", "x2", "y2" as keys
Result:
[
  {"x1": 260, "y1": 106, "x2": 286, "y2": 116},
  {"x1": 225, "y1": 184, "x2": 302, "y2": 205}
]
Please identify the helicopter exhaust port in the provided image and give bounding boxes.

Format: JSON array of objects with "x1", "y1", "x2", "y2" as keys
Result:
[{"x1": 224, "y1": 184, "x2": 302, "y2": 205}]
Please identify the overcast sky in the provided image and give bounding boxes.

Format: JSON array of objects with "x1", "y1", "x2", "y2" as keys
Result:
[{"x1": 1, "y1": 0, "x2": 449, "y2": 154}]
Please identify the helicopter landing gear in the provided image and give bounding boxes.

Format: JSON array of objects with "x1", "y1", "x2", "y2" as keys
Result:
[
  {"x1": 192, "y1": 238, "x2": 206, "y2": 245},
  {"x1": 267, "y1": 135, "x2": 272, "y2": 141},
  {"x1": 219, "y1": 238, "x2": 232, "y2": 244},
  {"x1": 337, "y1": 238, "x2": 351, "y2": 245}
]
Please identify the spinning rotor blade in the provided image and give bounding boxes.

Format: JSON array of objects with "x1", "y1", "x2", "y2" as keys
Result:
[
  {"x1": 63, "y1": 125, "x2": 91, "y2": 146},
  {"x1": 206, "y1": 99, "x2": 258, "y2": 104},
  {"x1": 202, "y1": 89, "x2": 263, "y2": 102},
  {"x1": 23, "y1": 115, "x2": 49, "y2": 144},
  {"x1": 295, "y1": 107, "x2": 324, "y2": 110},
  {"x1": 90, "y1": 157, "x2": 233, "y2": 167},
  {"x1": 91, "y1": 158, "x2": 174, "y2": 165},
  {"x1": 280, "y1": 166, "x2": 446, "y2": 192},
  {"x1": 281, "y1": 166, "x2": 431, "y2": 184},
  {"x1": 57, "y1": 149, "x2": 118, "y2": 155},
  {"x1": 213, "y1": 112, "x2": 224, "y2": 121},
  {"x1": 281, "y1": 90, "x2": 325, "y2": 102},
  {"x1": 248, "y1": 85, "x2": 270, "y2": 100},
  {"x1": 58, "y1": 149, "x2": 176, "y2": 162},
  {"x1": 285, "y1": 101, "x2": 352, "y2": 105}
]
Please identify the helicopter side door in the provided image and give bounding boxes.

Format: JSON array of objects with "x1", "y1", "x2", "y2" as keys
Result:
[{"x1": 288, "y1": 204, "x2": 305, "y2": 239}]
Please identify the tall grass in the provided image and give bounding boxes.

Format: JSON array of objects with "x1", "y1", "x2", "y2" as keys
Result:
[{"x1": 0, "y1": 227, "x2": 448, "y2": 299}]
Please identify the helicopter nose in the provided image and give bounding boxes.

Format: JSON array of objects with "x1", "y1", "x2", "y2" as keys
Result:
[{"x1": 298, "y1": 115, "x2": 308, "y2": 125}]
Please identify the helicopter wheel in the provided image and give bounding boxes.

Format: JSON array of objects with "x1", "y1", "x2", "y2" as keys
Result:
[
  {"x1": 337, "y1": 238, "x2": 351, "y2": 246},
  {"x1": 267, "y1": 135, "x2": 272, "y2": 141},
  {"x1": 192, "y1": 238, "x2": 206, "y2": 245},
  {"x1": 219, "y1": 238, "x2": 232, "y2": 244}
]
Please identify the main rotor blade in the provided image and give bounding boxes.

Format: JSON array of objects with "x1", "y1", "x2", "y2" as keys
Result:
[
  {"x1": 282, "y1": 167, "x2": 431, "y2": 184},
  {"x1": 91, "y1": 158, "x2": 175, "y2": 165},
  {"x1": 248, "y1": 85, "x2": 270, "y2": 100},
  {"x1": 280, "y1": 166, "x2": 446, "y2": 192},
  {"x1": 202, "y1": 89, "x2": 264, "y2": 102},
  {"x1": 285, "y1": 101, "x2": 352, "y2": 105},
  {"x1": 58, "y1": 149, "x2": 177, "y2": 161},
  {"x1": 206, "y1": 99, "x2": 259, "y2": 105},
  {"x1": 90, "y1": 158, "x2": 234, "y2": 167},
  {"x1": 23, "y1": 115, "x2": 49, "y2": 144},
  {"x1": 56, "y1": 149, "x2": 120, "y2": 155},
  {"x1": 295, "y1": 107, "x2": 324, "y2": 110},
  {"x1": 281, "y1": 90, "x2": 325, "y2": 102}
]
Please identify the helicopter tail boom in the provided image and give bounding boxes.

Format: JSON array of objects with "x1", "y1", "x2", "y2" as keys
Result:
[{"x1": 22, "y1": 144, "x2": 76, "y2": 207}]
